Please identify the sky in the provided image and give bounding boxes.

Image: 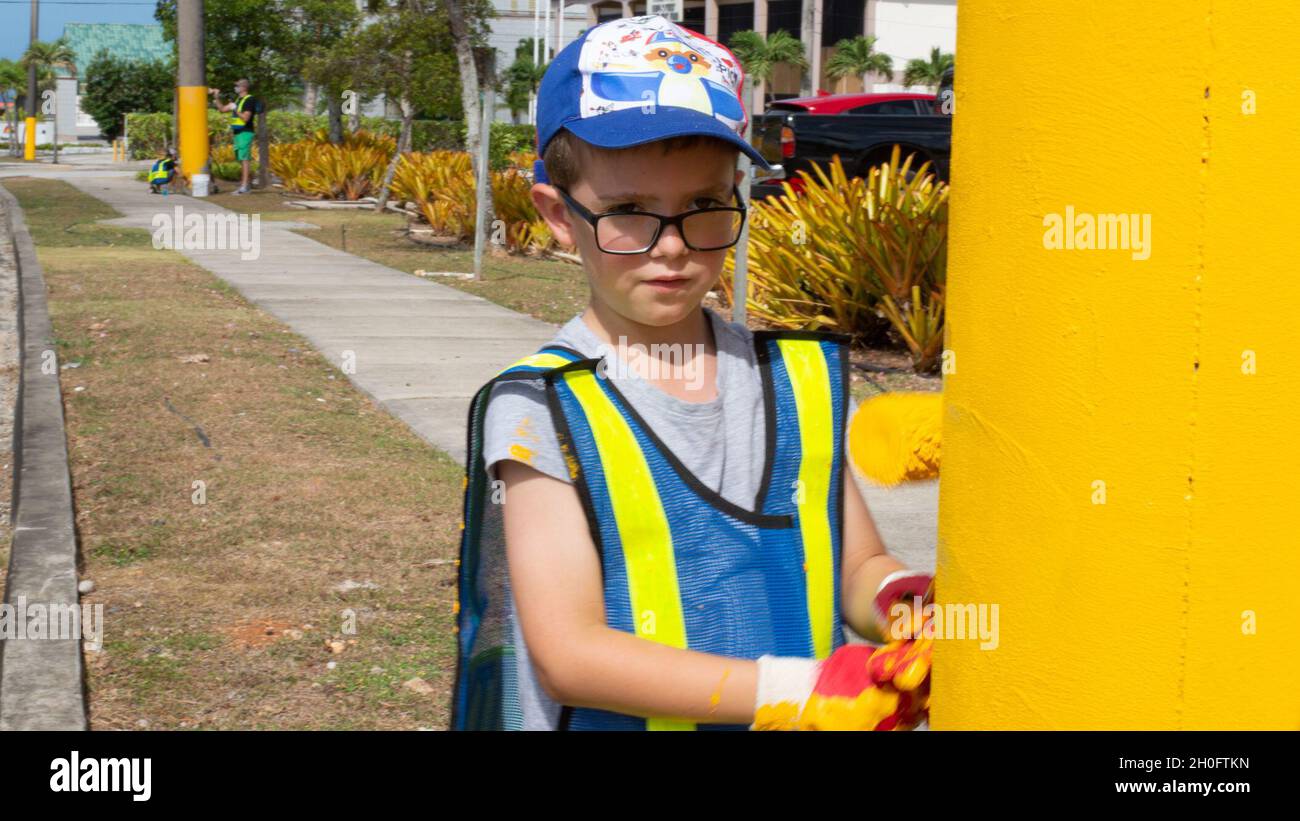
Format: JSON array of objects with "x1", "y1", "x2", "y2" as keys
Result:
[{"x1": 0, "y1": 0, "x2": 160, "y2": 62}]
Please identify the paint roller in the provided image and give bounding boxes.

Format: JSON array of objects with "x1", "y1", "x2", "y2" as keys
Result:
[{"x1": 848, "y1": 391, "x2": 943, "y2": 485}]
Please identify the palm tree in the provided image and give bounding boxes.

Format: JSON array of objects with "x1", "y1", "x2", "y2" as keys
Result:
[
  {"x1": 728, "y1": 29, "x2": 807, "y2": 114},
  {"x1": 825, "y1": 35, "x2": 893, "y2": 92},
  {"x1": 505, "y1": 38, "x2": 545, "y2": 124},
  {"x1": 22, "y1": 39, "x2": 76, "y2": 161},
  {"x1": 0, "y1": 58, "x2": 26, "y2": 156},
  {"x1": 902, "y1": 47, "x2": 954, "y2": 91}
]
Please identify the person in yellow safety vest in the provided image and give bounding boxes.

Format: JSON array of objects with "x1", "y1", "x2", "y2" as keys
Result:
[
  {"x1": 451, "y1": 15, "x2": 934, "y2": 731},
  {"x1": 209, "y1": 78, "x2": 259, "y2": 194},
  {"x1": 147, "y1": 149, "x2": 176, "y2": 194}
]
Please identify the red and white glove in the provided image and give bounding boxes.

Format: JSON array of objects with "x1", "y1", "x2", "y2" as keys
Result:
[
  {"x1": 752, "y1": 642, "x2": 931, "y2": 731},
  {"x1": 752, "y1": 572, "x2": 936, "y2": 731}
]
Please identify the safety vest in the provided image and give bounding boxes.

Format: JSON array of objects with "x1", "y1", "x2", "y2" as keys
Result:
[
  {"x1": 451, "y1": 331, "x2": 849, "y2": 730},
  {"x1": 148, "y1": 158, "x2": 174, "y2": 182},
  {"x1": 229, "y1": 94, "x2": 254, "y2": 132}
]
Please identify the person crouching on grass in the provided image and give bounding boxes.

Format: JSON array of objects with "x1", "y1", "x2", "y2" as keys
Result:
[{"x1": 451, "y1": 14, "x2": 933, "y2": 731}]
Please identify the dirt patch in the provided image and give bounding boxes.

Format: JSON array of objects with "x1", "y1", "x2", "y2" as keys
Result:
[{"x1": 224, "y1": 618, "x2": 300, "y2": 650}]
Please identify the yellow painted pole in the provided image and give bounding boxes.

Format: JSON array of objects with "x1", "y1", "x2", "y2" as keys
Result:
[
  {"x1": 176, "y1": 85, "x2": 209, "y2": 179},
  {"x1": 23, "y1": 116, "x2": 36, "y2": 160},
  {"x1": 933, "y1": 1, "x2": 1300, "y2": 729},
  {"x1": 176, "y1": 0, "x2": 208, "y2": 186}
]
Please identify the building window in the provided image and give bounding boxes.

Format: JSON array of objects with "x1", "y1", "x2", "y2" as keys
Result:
[
  {"x1": 716, "y1": 3, "x2": 755, "y2": 44},
  {"x1": 766, "y1": 0, "x2": 801, "y2": 40},
  {"x1": 822, "y1": 0, "x2": 865, "y2": 46},
  {"x1": 682, "y1": 5, "x2": 705, "y2": 30}
]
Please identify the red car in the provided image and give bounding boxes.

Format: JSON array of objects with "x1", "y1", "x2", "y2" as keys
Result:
[{"x1": 764, "y1": 92, "x2": 940, "y2": 116}]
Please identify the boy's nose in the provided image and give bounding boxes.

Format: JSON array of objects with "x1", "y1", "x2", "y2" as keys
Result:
[{"x1": 650, "y1": 223, "x2": 689, "y2": 258}]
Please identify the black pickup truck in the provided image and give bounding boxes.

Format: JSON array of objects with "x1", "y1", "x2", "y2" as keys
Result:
[{"x1": 748, "y1": 91, "x2": 953, "y2": 199}]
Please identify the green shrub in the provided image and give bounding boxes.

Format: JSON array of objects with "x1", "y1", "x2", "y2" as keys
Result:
[
  {"x1": 125, "y1": 111, "x2": 228, "y2": 160},
  {"x1": 121, "y1": 112, "x2": 535, "y2": 174}
]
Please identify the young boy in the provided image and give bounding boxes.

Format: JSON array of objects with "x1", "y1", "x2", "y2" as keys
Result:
[{"x1": 452, "y1": 15, "x2": 931, "y2": 731}]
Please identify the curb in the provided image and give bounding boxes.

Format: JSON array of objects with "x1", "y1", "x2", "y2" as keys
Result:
[{"x1": 0, "y1": 182, "x2": 88, "y2": 731}]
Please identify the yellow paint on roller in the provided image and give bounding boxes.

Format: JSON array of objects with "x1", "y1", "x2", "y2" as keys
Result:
[
  {"x1": 848, "y1": 392, "x2": 942, "y2": 486},
  {"x1": 935, "y1": 1, "x2": 1300, "y2": 729},
  {"x1": 23, "y1": 117, "x2": 36, "y2": 161},
  {"x1": 176, "y1": 85, "x2": 210, "y2": 179}
]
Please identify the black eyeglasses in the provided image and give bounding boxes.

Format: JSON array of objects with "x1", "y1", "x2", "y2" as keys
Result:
[{"x1": 555, "y1": 185, "x2": 747, "y2": 255}]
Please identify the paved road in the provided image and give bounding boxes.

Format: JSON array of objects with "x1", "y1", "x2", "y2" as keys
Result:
[{"x1": 2, "y1": 153, "x2": 938, "y2": 568}]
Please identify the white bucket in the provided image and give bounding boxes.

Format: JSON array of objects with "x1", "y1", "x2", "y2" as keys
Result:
[{"x1": 191, "y1": 173, "x2": 210, "y2": 198}]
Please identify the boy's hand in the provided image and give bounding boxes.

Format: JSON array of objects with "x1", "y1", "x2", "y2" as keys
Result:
[{"x1": 752, "y1": 641, "x2": 931, "y2": 731}]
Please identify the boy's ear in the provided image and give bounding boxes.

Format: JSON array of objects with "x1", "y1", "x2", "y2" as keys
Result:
[{"x1": 530, "y1": 183, "x2": 577, "y2": 248}]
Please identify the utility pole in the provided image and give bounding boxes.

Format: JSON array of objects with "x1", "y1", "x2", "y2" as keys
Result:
[
  {"x1": 731, "y1": 75, "x2": 755, "y2": 326},
  {"x1": 177, "y1": 0, "x2": 210, "y2": 193},
  {"x1": 24, "y1": 0, "x2": 38, "y2": 160}
]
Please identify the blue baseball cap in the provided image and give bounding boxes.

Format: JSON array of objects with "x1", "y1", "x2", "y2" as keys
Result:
[{"x1": 533, "y1": 14, "x2": 771, "y2": 184}]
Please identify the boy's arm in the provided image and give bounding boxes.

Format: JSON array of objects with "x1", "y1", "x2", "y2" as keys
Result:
[
  {"x1": 499, "y1": 459, "x2": 759, "y2": 724},
  {"x1": 840, "y1": 470, "x2": 913, "y2": 641}
]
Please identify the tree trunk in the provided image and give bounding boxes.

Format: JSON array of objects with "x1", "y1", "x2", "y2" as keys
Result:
[
  {"x1": 327, "y1": 92, "x2": 343, "y2": 144},
  {"x1": 799, "y1": 0, "x2": 816, "y2": 97},
  {"x1": 348, "y1": 94, "x2": 361, "y2": 133},
  {"x1": 257, "y1": 105, "x2": 270, "y2": 189},
  {"x1": 445, "y1": 0, "x2": 482, "y2": 174},
  {"x1": 445, "y1": 0, "x2": 495, "y2": 258},
  {"x1": 375, "y1": 96, "x2": 413, "y2": 212},
  {"x1": 303, "y1": 82, "x2": 318, "y2": 115}
]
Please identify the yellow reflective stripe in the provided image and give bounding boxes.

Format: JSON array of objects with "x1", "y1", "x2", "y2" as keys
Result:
[
  {"x1": 777, "y1": 339, "x2": 836, "y2": 659},
  {"x1": 496, "y1": 352, "x2": 572, "y2": 376},
  {"x1": 230, "y1": 95, "x2": 251, "y2": 125},
  {"x1": 562, "y1": 369, "x2": 693, "y2": 731}
]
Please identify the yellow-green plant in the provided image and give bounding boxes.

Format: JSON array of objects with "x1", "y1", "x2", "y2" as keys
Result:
[
  {"x1": 269, "y1": 137, "x2": 390, "y2": 200},
  {"x1": 726, "y1": 147, "x2": 948, "y2": 372},
  {"x1": 389, "y1": 149, "x2": 571, "y2": 256}
]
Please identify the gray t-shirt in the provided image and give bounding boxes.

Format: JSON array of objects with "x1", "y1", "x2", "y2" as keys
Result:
[
  {"x1": 479, "y1": 308, "x2": 856, "y2": 728},
  {"x1": 484, "y1": 308, "x2": 766, "y2": 505}
]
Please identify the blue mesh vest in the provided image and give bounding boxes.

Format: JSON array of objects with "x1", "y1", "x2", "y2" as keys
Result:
[{"x1": 451, "y1": 331, "x2": 849, "y2": 730}]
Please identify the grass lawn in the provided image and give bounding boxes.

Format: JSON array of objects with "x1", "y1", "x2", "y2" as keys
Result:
[{"x1": 3, "y1": 177, "x2": 466, "y2": 730}]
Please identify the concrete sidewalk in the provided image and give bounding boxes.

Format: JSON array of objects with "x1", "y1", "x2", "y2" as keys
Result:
[
  {"x1": 1, "y1": 158, "x2": 937, "y2": 568},
  {"x1": 25, "y1": 164, "x2": 554, "y2": 462}
]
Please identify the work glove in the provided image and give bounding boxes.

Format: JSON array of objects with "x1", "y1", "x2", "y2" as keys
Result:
[
  {"x1": 752, "y1": 641, "x2": 931, "y2": 731},
  {"x1": 752, "y1": 574, "x2": 935, "y2": 731}
]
